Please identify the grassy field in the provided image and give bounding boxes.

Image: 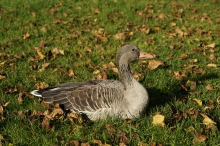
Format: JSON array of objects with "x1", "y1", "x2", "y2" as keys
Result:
[{"x1": 0, "y1": 0, "x2": 220, "y2": 145}]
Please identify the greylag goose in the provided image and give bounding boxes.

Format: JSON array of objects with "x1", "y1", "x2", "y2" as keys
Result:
[{"x1": 31, "y1": 45, "x2": 154, "y2": 120}]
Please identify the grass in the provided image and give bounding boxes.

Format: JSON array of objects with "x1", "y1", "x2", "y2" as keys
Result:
[{"x1": 0, "y1": 0, "x2": 220, "y2": 145}]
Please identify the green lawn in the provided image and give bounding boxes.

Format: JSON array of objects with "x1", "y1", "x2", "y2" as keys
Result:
[{"x1": 0, "y1": 0, "x2": 220, "y2": 145}]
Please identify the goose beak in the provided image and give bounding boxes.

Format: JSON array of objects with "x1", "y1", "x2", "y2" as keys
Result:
[{"x1": 139, "y1": 51, "x2": 155, "y2": 59}]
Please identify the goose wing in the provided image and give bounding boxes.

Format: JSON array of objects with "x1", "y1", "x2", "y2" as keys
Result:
[{"x1": 35, "y1": 79, "x2": 124, "y2": 113}]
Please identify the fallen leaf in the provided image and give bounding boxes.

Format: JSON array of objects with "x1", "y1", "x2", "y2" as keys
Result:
[
  {"x1": 18, "y1": 92, "x2": 24, "y2": 104},
  {"x1": 207, "y1": 64, "x2": 217, "y2": 67},
  {"x1": 67, "y1": 68, "x2": 75, "y2": 77},
  {"x1": 41, "y1": 27, "x2": 47, "y2": 33},
  {"x1": 67, "y1": 113, "x2": 83, "y2": 124},
  {"x1": 0, "y1": 74, "x2": 6, "y2": 80},
  {"x1": 0, "y1": 106, "x2": 5, "y2": 121},
  {"x1": 34, "y1": 82, "x2": 49, "y2": 89},
  {"x1": 206, "y1": 43, "x2": 215, "y2": 49},
  {"x1": 200, "y1": 113, "x2": 217, "y2": 130},
  {"x1": 22, "y1": 33, "x2": 30, "y2": 39},
  {"x1": 93, "y1": 70, "x2": 100, "y2": 74},
  {"x1": 205, "y1": 84, "x2": 213, "y2": 90},
  {"x1": 217, "y1": 96, "x2": 220, "y2": 104},
  {"x1": 186, "y1": 80, "x2": 197, "y2": 90},
  {"x1": 114, "y1": 132, "x2": 129, "y2": 145},
  {"x1": 148, "y1": 60, "x2": 164, "y2": 70},
  {"x1": 37, "y1": 50, "x2": 45, "y2": 60},
  {"x1": 93, "y1": 139, "x2": 111, "y2": 146},
  {"x1": 39, "y1": 62, "x2": 50, "y2": 72},
  {"x1": 41, "y1": 118, "x2": 54, "y2": 131},
  {"x1": 44, "y1": 107, "x2": 64, "y2": 120},
  {"x1": 179, "y1": 54, "x2": 188, "y2": 59},
  {"x1": 113, "y1": 33, "x2": 125, "y2": 40},
  {"x1": 152, "y1": 113, "x2": 165, "y2": 127},
  {"x1": 193, "y1": 133, "x2": 207, "y2": 144},
  {"x1": 192, "y1": 98, "x2": 202, "y2": 106},
  {"x1": 106, "y1": 124, "x2": 116, "y2": 133}
]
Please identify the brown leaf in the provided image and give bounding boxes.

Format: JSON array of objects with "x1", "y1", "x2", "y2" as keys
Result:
[
  {"x1": 186, "y1": 80, "x2": 197, "y2": 90},
  {"x1": 173, "y1": 71, "x2": 186, "y2": 80},
  {"x1": 0, "y1": 74, "x2": 6, "y2": 80},
  {"x1": 206, "y1": 43, "x2": 215, "y2": 49},
  {"x1": 152, "y1": 113, "x2": 165, "y2": 127},
  {"x1": 148, "y1": 60, "x2": 164, "y2": 70},
  {"x1": 179, "y1": 54, "x2": 188, "y2": 59},
  {"x1": 186, "y1": 108, "x2": 199, "y2": 120},
  {"x1": 22, "y1": 33, "x2": 30, "y2": 39},
  {"x1": 115, "y1": 132, "x2": 129, "y2": 145},
  {"x1": 34, "y1": 82, "x2": 49, "y2": 89},
  {"x1": 39, "y1": 40, "x2": 45, "y2": 48},
  {"x1": 0, "y1": 106, "x2": 5, "y2": 121},
  {"x1": 192, "y1": 98, "x2": 202, "y2": 106},
  {"x1": 217, "y1": 96, "x2": 220, "y2": 104},
  {"x1": 205, "y1": 84, "x2": 213, "y2": 90},
  {"x1": 44, "y1": 107, "x2": 64, "y2": 120},
  {"x1": 52, "y1": 48, "x2": 64, "y2": 55},
  {"x1": 67, "y1": 113, "x2": 83, "y2": 124},
  {"x1": 18, "y1": 92, "x2": 24, "y2": 104},
  {"x1": 193, "y1": 133, "x2": 207, "y2": 144},
  {"x1": 41, "y1": 118, "x2": 54, "y2": 131},
  {"x1": 93, "y1": 139, "x2": 111, "y2": 146},
  {"x1": 40, "y1": 27, "x2": 47, "y2": 33},
  {"x1": 67, "y1": 139, "x2": 80, "y2": 146},
  {"x1": 113, "y1": 33, "x2": 125, "y2": 40},
  {"x1": 39, "y1": 62, "x2": 50, "y2": 72},
  {"x1": 106, "y1": 124, "x2": 116, "y2": 133},
  {"x1": 67, "y1": 68, "x2": 75, "y2": 77},
  {"x1": 81, "y1": 142, "x2": 90, "y2": 146}
]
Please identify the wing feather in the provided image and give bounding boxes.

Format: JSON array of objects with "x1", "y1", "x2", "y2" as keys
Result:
[{"x1": 40, "y1": 80, "x2": 124, "y2": 113}]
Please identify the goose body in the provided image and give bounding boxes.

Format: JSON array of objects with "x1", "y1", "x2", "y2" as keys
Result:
[{"x1": 31, "y1": 45, "x2": 154, "y2": 120}]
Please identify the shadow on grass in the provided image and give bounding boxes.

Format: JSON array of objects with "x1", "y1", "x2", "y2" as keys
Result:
[{"x1": 146, "y1": 72, "x2": 219, "y2": 111}]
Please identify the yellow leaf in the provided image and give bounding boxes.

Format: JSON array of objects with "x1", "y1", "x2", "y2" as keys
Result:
[
  {"x1": 200, "y1": 113, "x2": 217, "y2": 130},
  {"x1": 113, "y1": 33, "x2": 125, "y2": 40},
  {"x1": 148, "y1": 60, "x2": 164, "y2": 70},
  {"x1": 152, "y1": 113, "x2": 165, "y2": 127},
  {"x1": 192, "y1": 98, "x2": 202, "y2": 106},
  {"x1": 207, "y1": 64, "x2": 217, "y2": 67},
  {"x1": 206, "y1": 43, "x2": 215, "y2": 49},
  {"x1": 37, "y1": 50, "x2": 45, "y2": 59}
]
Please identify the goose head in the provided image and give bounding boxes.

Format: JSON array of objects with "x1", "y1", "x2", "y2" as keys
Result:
[{"x1": 116, "y1": 45, "x2": 154, "y2": 66}]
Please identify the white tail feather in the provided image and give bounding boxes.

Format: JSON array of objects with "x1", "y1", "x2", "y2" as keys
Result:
[{"x1": 30, "y1": 90, "x2": 42, "y2": 97}]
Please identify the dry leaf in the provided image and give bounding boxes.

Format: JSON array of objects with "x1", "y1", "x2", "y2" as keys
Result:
[
  {"x1": 41, "y1": 118, "x2": 54, "y2": 131},
  {"x1": 67, "y1": 113, "x2": 83, "y2": 124},
  {"x1": 113, "y1": 33, "x2": 125, "y2": 40},
  {"x1": 22, "y1": 33, "x2": 30, "y2": 39},
  {"x1": 148, "y1": 60, "x2": 164, "y2": 70},
  {"x1": 179, "y1": 54, "x2": 188, "y2": 59},
  {"x1": 205, "y1": 84, "x2": 213, "y2": 90},
  {"x1": 18, "y1": 92, "x2": 24, "y2": 104},
  {"x1": 93, "y1": 139, "x2": 111, "y2": 146},
  {"x1": 200, "y1": 113, "x2": 217, "y2": 130},
  {"x1": 39, "y1": 62, "x2": 50, "y2": 72},
  {"x1": 152, "y1": 113, "x2": 165, "y2": 127},
  {"x1": 34, "y1": 82, "x2": 49, "y2": 89},
  {"x1": 192, "y1": 98, "x2": 202, "y2": 106},
  {"x1": 207, "y1": 64, "x2": 217, "y2": 67},
  {"x1": 217, "y1": 96, "x2": 220, "y2": 104},
  {"x1": 193, "y1": 133, "x2": 207, "y2": 144},
  {"x1": 93, "y1": 70, "x2": 100, "y2": 74},
  {"x1": 67, "y1": 68, "x2": 75, "y2": 77},
  {"x1": 106, "y1": 124, "x2": 116, "y2": 133},
  {"x1": 0, "y1": 74, "x2": 6, "y2": 80},
  {"x1": 41, "y1": 27, "x2": 47, "y2": 33},
  {"x1": 0, "y1": 106, "x2": 5, "y2": 121},
  {"x1": 37, "y1": 50, "x2": 45, "y2": 60},
  {"x1": 206, "y1": 43, "x2": 215, "y2": 49},
  {"x1": 44, "y1": 108, "x2": 64, "y2": 120}
]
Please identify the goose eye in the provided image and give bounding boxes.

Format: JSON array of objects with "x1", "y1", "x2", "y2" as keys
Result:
[{"x1": 132, "y1": 48, "x2": 135, "y2": 52}]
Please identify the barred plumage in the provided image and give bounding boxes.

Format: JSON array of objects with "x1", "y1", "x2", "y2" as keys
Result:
[{"x1": 31, "y1": 45, "x2": 154, "y2": 120}]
